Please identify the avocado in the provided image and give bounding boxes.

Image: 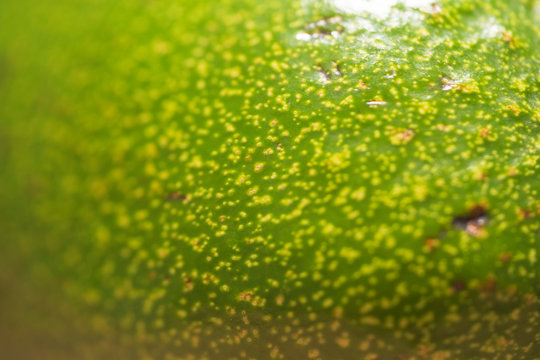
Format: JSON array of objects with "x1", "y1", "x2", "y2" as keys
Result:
[{"x1": 0, "y1": 0, "x2": 539, "y2": 359}]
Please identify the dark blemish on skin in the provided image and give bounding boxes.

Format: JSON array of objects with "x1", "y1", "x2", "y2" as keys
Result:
[
  {"x1": 480, "y1": 277, "x2": 496, "y2": 293},
  {"x1": 167, "y1": 192, "x2": 188, "y2": 201},
  {"x1": 317, "y1": 64, "x2": 331, "y2": 82},
  {"x1": 518, "y1": 208, "x2": 533, "y2": 220},
  {"x1": 424, "y1": 237, "x2": 440, "y2": 252},
  {"x1": 239, "y1": 291, "x2": 253, "y2": 301},
  {"x1": 479, "y1": 128, "x2": 490, "y2": 138},
  {"x1": 501, "y1": 31, "x2": 515, "y2": 45},
  {"x1": 384, "y1": 70, "x2": 396, "y2": 79},
  {"x1": 332, "y1": 61, "x2": 343, "y2": 77},
  {"x1": 184, "y1": 276, "x2": 194, "y2": 292},
  {"x1": 452, "y1": 205, "x2": 488, "y2": 237},
  {"x1": 316, "y1": 61, "x2": 344, "y2": 83},
  {"x1": 451, "y1": 280, "x2": 466, "y2": 294},
  {"x1": 313, "y1": 28, "x2": 340, "y2": 38},
  {"x1": 500, "y1": 252, "x2": 512, "y2": 262},
  {"x1": 440, "y1": 75, "x2": 455, "y2": 91},
  {"x1": 305, "y1": 16, "x2": 343, "y2": 30},
  {"x1": 297, "y1": 17, "x2": 345, "y2": 42},
  {"x1": 305, "y1": 16, "x2": 344, "y2": 38},
  {"x1": 475, "y1": 172, "x2": 487, "y2": 181}
]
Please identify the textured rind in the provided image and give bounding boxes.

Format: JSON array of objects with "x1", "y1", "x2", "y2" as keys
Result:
[{"x1": 0, "y1": 0, "x2": 539, "y2": 359}]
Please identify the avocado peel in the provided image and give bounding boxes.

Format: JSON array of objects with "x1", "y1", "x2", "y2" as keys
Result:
[{"x1": 0, "y1": 0, "x2": 539, "y2": 358}]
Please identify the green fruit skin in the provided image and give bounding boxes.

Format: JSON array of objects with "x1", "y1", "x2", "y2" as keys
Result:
[{"x1": 1, "y1": 0, "x2": 539, "y2": 359}]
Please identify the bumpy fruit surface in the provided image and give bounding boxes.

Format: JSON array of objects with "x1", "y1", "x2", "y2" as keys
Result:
[{"x1": 1, "y1": 0, "x2": 539, "y2": 359}]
